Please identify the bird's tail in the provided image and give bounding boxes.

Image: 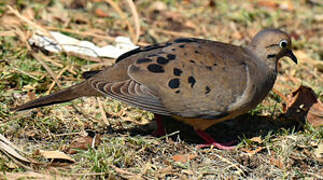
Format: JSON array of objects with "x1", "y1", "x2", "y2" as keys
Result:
[{"x1": 12, "y1": 81, "x2": 99, "y2": 111}]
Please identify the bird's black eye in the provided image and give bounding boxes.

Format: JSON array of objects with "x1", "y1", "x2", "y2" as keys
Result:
[{"x1": 279, "y1": 40, "x2": 288, "y2": 48}]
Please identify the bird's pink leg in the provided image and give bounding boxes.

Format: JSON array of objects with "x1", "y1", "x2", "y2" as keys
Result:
[
  {"x1": 151, "y1": 115, "x2": 166, "y2": 137},
  {"x1": 195, "y1": 130, "x2": 236, "y2": 150}
]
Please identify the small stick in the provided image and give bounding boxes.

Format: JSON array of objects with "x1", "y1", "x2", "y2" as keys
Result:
[
  {"x1": 32, "y1": 52, "x2": 62, "y2": 91},
  {"x1": 96, "y1": 97, "x2": 110, "y2": 126},
  {"x1": 104, "y1": 0, "x2": 136, "y2": 42},
  {"x1": 46, "y1": 65, "x2": 69, "y2": 94},
  {"x1": 272, "y1": 87, "x2": 289, "y2": 104},
  {"x1": 126, "y1": 0, "x2": 140, "y2": 43}
]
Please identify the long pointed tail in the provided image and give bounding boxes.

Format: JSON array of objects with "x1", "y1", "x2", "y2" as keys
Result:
[{"x1": 12, "y1": 81, "x2": 99, "y2": 111}]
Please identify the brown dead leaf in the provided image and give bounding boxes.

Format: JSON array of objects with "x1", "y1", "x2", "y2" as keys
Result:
[
  {"x1": 35, "y1": 150, "x2": 75, "y2": 164},
  {"x1": 269, "y1": 156, "x2": 284, "y2": 169},
  {"x1": 66, "y1": 135, "x2": 102, "y2": 154},
  {"x1": 307, "y1": 101, "x2": 323, "y2": 127},
  {"x1": 172, "y1": 153, "x2": 197, "y2": 163},
  {"x1": 283, "y1": 86, "x2": 318, "y2": 124}
]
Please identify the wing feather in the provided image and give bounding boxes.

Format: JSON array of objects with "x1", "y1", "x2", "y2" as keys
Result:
[{"x1": 90, "y1": 79, "x2": 171, "y2": 115}]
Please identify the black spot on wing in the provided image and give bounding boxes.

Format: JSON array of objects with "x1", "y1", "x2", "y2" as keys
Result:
[
  {"x1": 206, "y1": 66, "x2": 212, "y2": 71},
  {"x1": 205, "y1": 86, "x2": 211, "y2": 94},
  {"x1": 175, "y1": 90, "x2": 180, "y2": 94},
  {"x1": 194, "y1": 50, "x2": 200, "y2": 54},
  {"x1": 173, "y1": 68, "x2": 183, "y2": 76},
  {"x1": 167, "y1": 54, "x2": 176, "y2": 60},
  {"x1": 137, "y1": 58, "x2": 152, "y2": 64},
  {"x1": 188, "y1": 76, "x2": 196, "y2": 88},
  {"x1": 168, "y1": 78, "x2": 180, "y2": 89},
  {"x1": 189, "y1": 60, "x2": 195, "y2": 64},
  {"x1": 147, "y1": 64, "x2": 165, "y2": 73},
  {"x1": 157, "y1": 56, "x2": 169, "y2": 64}
]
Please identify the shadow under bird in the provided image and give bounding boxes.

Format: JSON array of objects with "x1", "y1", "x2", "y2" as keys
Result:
[{"x1": 13, "y1": 29, "x2": 298, "y2": 149}]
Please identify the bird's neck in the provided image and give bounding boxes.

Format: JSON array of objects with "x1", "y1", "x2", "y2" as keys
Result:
[{"x1": 247, "y1": 45, "x2": 278, "y2": 73}]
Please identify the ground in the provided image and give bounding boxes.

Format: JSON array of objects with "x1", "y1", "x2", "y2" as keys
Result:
[{"x1": 0, "y1": 0, "x2": 322, "y2": 179}]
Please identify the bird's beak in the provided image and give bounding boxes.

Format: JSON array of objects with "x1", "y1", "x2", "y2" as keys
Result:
[{"x1": 286, "y1": 49, "x2": 298, "y2": 64}]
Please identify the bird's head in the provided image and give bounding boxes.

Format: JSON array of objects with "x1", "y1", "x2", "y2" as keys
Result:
[{"x1": 250, "y1": 29, "x2": 297, "y2": 67}]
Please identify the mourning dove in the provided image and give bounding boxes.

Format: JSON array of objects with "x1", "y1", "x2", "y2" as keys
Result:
[{"x1": 13, "y1": 29, "x2": 297, "y2": 149}]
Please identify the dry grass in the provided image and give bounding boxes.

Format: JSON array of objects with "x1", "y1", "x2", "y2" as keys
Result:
[{"x1": 0, "y1": 0, "x2": 322, "y2": 179}]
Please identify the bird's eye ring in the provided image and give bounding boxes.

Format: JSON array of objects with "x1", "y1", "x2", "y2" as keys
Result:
[{"x1": 279, "y1": 40, "x2": 288, "y2": 48}]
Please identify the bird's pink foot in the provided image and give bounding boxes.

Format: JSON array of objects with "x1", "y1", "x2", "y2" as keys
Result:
[
  {"x1": 151, "y1": 115, "x2": 166, "y2": 137},
  {"x1": 195, "y1": 130, "x2": 236, "y2": 150}
]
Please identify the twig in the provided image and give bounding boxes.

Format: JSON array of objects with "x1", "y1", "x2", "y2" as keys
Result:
[
  {"x1": 6, "y1": 5, "x2": 49, "y2": 36},
  {"x1": 104, "y1": 0, "x2": 136, "y2": 42},
  {"x1": 41, "y1": 55, "x2": 64, "y2": 68},
  {"x1": 126, "y1": 0, "x2": 140, "y2": 43},
  {"x1": 46, "y1": 65, "x2": 70, "y2": 94},
  {"x1": 272, "y1": 87, "x2": 288, "y2": 104},
  {"x1": 11, "y1": 67, "x2": 40, "y2": 81},
  {"x1": 53, "y1": 132, "x2": 82, "y2": 137},
  {"x1": 157, "y1": 130, "x2": 180, "y2": 140},
  {"x1": 111, "y1": 165, "x2": 145, "y2": 180},
  {"x1": 96, "y1": 97, "x2": 111, "y2": 126},
  {"x1": 214, "y1": 153, "x2": 247, "y2": 176},
  {"x1": 286, "y1": 74, "x2": 301, "y2": 85},
  {"x1": 304, "y1": 171, "x2": 323, "y2": 179},
  {"x1": 32, "y1": 52, "x2": 62, "y2": 93},
  {"x1": 7, "y1": 6, "x2": 63, "y2": 92},
  {"x1": 60, "y1": 171, "x2": 106, "y2": 176}
]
